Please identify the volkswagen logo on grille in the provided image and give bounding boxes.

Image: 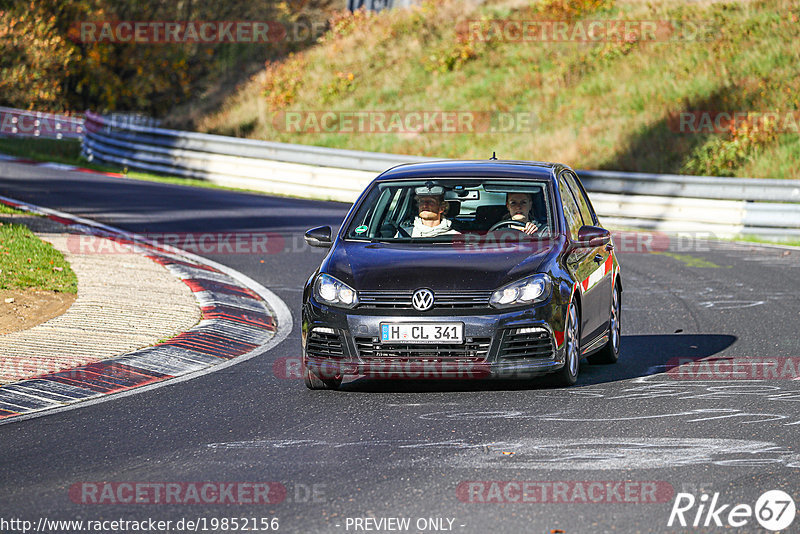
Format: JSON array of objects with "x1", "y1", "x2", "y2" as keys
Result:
[{"x1": 412, "y1": 289, "x2": 434, "y2": 311}]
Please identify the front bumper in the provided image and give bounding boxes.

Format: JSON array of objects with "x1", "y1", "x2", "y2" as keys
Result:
[{"x1": 302, "y1": 297, "x2": 566, "y2": 379}]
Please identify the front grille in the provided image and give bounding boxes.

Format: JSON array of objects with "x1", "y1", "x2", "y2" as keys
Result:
[
  {"x1": 357, "y1": 291, "x2": 412, "y2": 309},
  {"x1": 358, "y1": 290, "x2": 492, "y2": 310},
  {"x1": 499, "y1": 328, "x2": 554, "y2": 359},
  {"x1": 355, "y1": 337, "x2": 491, "y2": 362},
  {"x1": 306, "y1": 329, "x2": 345, "y2": 359}
]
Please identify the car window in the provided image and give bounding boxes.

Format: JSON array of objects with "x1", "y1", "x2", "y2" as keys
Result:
[
  {"x1": 557, "y1": 173, "x2": 583, "y2": 239},
  {"x1": 562, "y1": 171, "x2": 596, "y2": 226}
]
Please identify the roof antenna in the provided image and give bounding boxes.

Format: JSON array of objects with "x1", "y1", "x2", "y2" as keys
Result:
[{"x1": 490, "y1": 152, "x2": 497, "y2": 160}]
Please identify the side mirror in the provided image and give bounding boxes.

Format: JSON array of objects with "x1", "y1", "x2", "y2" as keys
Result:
[
  {"x1": 304, "y1": 226, "x2": 332, "y2": 248},
  {"x1": 575, "y1": 225, "x2": 611, "y2": 248}
]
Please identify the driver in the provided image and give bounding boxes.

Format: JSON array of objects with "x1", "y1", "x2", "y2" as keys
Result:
[
  {"x1": 501, "y1": 192, "x2": 540, "y2": 235},
  {"x1": 399, "y1": 185, "x2": 460, "y2": 237}
]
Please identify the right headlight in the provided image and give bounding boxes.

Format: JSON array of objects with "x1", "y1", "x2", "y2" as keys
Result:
[
  {"x1": 490, "y1": 274, "x2": 552, "y2": 309},
  {"x1": 314, "y1": 274, "x2": 359, "y2": 309}
]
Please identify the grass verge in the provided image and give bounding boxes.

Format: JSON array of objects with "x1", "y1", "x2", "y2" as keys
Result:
[
  {"x1": 0, "y1": 203, "x2": 27, "y2": 215},
  {"x1": 0, "y1": 219, "x2": 77, "y2": 293},
  {"x1": 725, "y1": 234, "x2": 800, "y2": 248}
]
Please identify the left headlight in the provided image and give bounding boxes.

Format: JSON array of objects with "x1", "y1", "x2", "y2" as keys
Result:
[
  {"x1": 314, "y1": 273, "x2": 359, "y2": 309},
  {"x1": 490, "y1": 274, "x2": 551, "y2": 309}
]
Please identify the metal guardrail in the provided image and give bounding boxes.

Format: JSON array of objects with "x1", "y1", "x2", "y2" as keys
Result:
[
  {"x1": 0, "y1": 106, "x2": 84, "y2": 139},
  {"x1": 105, "y1": 112, "x2": 162, "y2": 129},
  {"x1": 0, "y1": 108, "x2": 161, "y2": 141},
  {"x1": 578, "y1": 169, "x2": 800, "y2": 203},
  {"x1": 82, "y1": 111, "x2": 800, "y2": 240}
]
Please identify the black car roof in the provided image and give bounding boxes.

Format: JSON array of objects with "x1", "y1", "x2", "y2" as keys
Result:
[{"x1": 375, "y1": 160, "x2": 561, "y2": 182}]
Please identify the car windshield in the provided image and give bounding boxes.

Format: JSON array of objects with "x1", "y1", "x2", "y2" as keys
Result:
[{"x1": 344, "y1": 179, "x2": 555, "y2": 243}]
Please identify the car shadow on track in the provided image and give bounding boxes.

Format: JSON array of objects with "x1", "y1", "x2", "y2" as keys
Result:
[{"x1": 337, "y1": 333, "x2": 737, "y2": 393}]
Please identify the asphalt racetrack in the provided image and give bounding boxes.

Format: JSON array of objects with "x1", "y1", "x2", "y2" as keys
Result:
[{"x1": 1, "y1": 161, "x2": 799, "y2": 533}]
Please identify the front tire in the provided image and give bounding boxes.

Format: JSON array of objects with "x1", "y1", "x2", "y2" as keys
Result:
[
  {"x1": 553, "y1": 303, "x2": 580, "y2": 387},
  {"x1": 588, "y1": 285, "x2": 620, "y2": 365},
  {"x1": 303, "y1": 360, "x2": 342, "y2": 390}
]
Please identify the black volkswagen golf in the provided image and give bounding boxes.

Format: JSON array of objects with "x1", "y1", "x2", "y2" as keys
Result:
[{"x1": 301, "y1": 160, "x2": 621, "y2": 389}]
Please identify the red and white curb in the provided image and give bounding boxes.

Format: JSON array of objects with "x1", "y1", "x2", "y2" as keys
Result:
[{"x1": 0, "y1": 195, "x2": 291, "y2": 424}]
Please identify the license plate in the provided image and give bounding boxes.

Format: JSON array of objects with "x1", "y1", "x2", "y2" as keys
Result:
[{"x1": 380, "y1": 323, "x2": 463, "y2": 344}]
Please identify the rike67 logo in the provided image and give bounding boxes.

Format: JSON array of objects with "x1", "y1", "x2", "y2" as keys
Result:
[{"x1": 668, "y1": 490, "x2": 796, "y2": 530}]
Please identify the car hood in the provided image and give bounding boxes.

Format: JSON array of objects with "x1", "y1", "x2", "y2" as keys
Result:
[{"x1": 324, "y1": 238, "x2": 559, "y2": 291}]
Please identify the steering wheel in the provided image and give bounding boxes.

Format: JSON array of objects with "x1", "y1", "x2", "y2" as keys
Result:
[
  {"x1": 389, "y1": 220, "x2": 412, "y2": 238},
  {"x1": 488, "y1": 219, "x2": 527, "y2": 232},
  {"x1": 489, "y1": 219, "x2": 547, "y2": 236}
]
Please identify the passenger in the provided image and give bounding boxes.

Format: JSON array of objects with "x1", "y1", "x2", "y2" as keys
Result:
[
  {"x1": 399, "y1": 185, "x2": 460, "y2": 237},
  {"x1": 503, "y1": 192, "x2": 540, "y2": 235}
]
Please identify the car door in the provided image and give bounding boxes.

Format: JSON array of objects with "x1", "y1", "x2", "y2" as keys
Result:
[
  {"x1": 563, "y1": 170, "x2": 613, "y2": 339},
  {"x1": 557, "y1": 172, "x2": 603, "y2": 343}
]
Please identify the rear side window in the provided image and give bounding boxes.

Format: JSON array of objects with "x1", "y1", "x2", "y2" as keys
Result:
[
  {"x1": 557, "y1": 173, "x2": 583, "y2": 239},
  {"x1": 563, "y1": 171, "x2": 596, "y2": 226}
]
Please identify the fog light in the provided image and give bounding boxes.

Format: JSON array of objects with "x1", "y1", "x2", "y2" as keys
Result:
[
  {"x1": 515, "y1": 327, "x2": 546, "y2": 335},
  {"x1": 314, "y1": 327, "x2": 336, "y2": 335}
]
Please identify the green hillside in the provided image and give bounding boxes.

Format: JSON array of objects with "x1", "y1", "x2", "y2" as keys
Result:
[{"x1": 186, "y1": 0, "x2": 800, "y2": 178}]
